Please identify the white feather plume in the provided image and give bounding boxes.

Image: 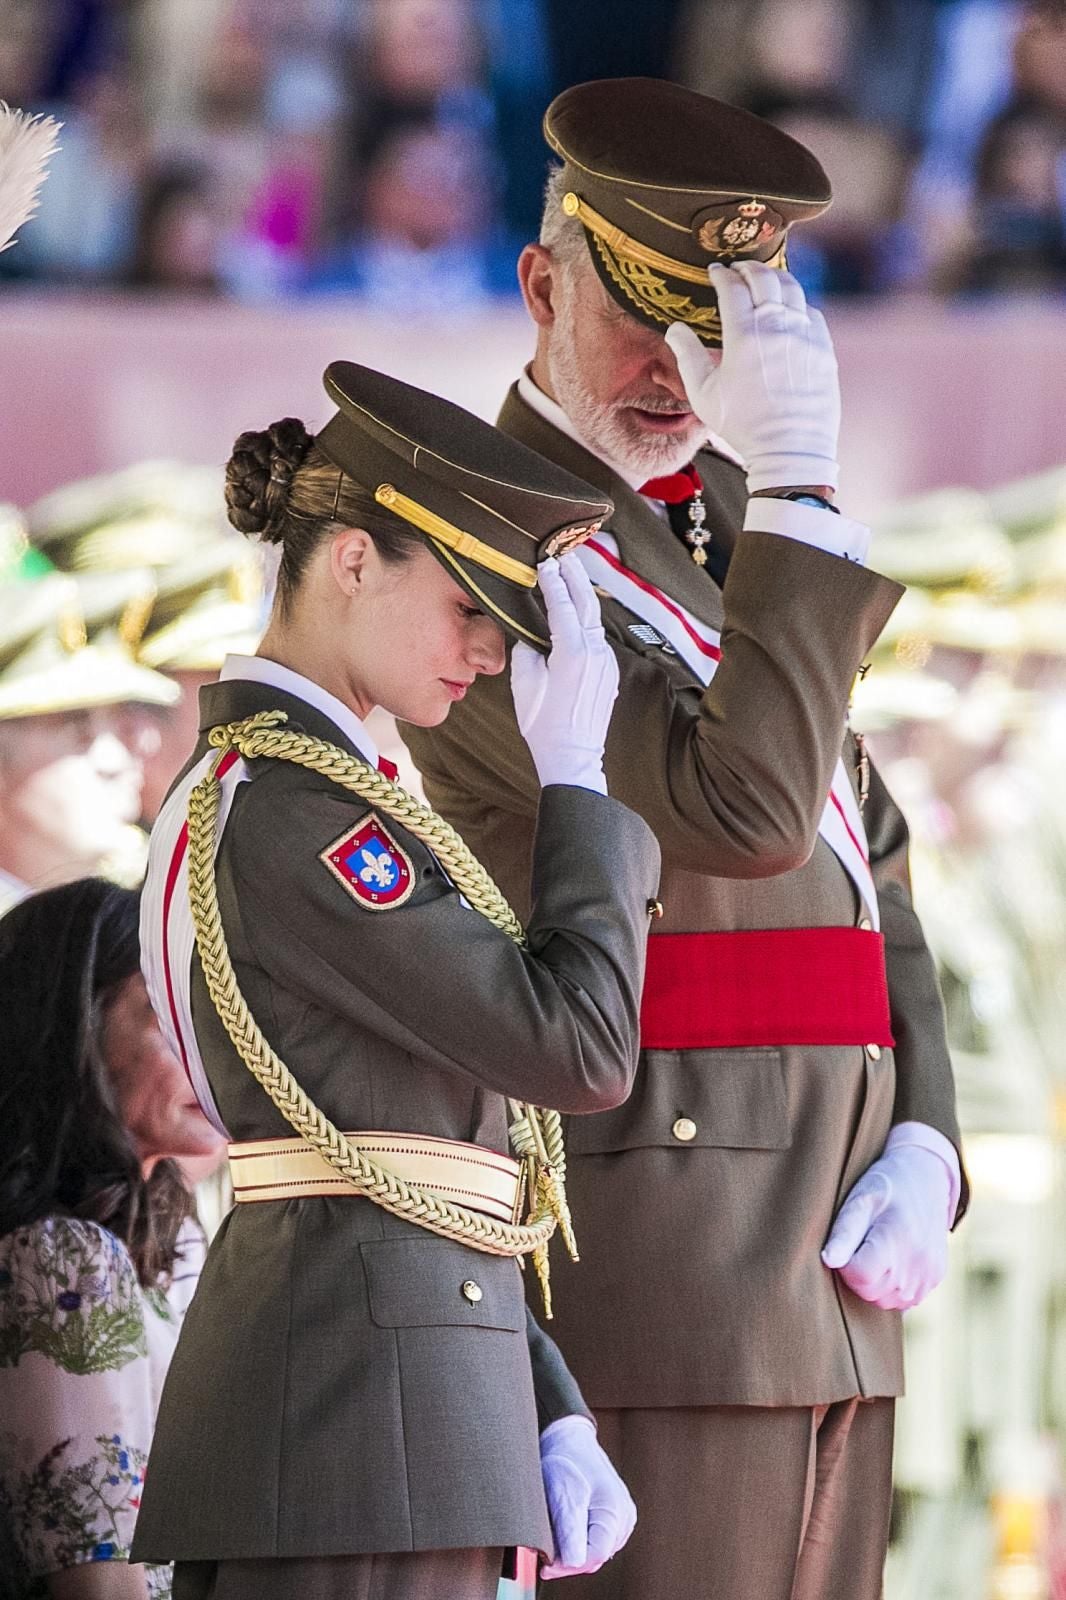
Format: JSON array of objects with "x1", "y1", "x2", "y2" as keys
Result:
[{"x1": 0, "y1": 102, "x2": 61, "y2": 254}]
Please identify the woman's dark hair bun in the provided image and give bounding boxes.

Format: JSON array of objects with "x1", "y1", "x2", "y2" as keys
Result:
[{"x1": 225, "y1": 417, "x2": 313, "y2": 541}]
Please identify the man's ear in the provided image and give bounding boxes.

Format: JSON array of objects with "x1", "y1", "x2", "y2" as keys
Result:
[
  {"x1": 329, "y1": 526, "x2": 376, "y2": 594},
  {"x1": 518, "y1": 243, "x2": 559, "y2": 329}
]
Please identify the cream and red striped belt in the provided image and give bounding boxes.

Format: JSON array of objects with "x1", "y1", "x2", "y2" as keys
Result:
[{"x1": 228, "y1": 1131, "x2": 523, "y2": 1224}]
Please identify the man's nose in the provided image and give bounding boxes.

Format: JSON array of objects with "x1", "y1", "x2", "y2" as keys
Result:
[
  {"x1": 89, "y1": 725, "x2": 141, "y2": 779},
  {"x1": 647, "y1": 343, "x2": 692, "y2": 405}
]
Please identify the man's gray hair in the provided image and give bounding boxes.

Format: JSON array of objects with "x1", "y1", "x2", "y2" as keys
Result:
[{"x1": 539, "y1": 164, "x2": 586, "y2": 266}]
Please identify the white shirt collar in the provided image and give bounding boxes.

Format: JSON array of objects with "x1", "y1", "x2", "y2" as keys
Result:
[
  {"x1": 219, "y1": 654, "x2": 380, "y2": 769},
  {"x1": 0, "y1": 866, "x2": 28, "y2": 906},
  {"x1": 516, "y1": 369, "x2": 650, "y2": 491}
]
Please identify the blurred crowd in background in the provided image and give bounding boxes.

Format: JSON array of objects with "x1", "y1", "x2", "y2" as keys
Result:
[{"x1": 2, "y1": 0, "x2": 1066, "y2": 306}]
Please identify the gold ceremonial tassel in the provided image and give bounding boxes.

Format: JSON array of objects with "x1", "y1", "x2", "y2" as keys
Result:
[
  {"x1": 528, "y1": 1162, "x2": 580, "y2": 1318},
  {"x1": 539, "y1": 1165, "x2": 579, "y2": 1263},
  {"x1": 508, "y1": 1102, "x2": 580, "y2": 1315},
  {"x1": 532, "y1": 1237, "x2": 553, "y2": 1322}
]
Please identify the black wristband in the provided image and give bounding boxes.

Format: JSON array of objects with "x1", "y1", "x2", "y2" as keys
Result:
[{"x1": 771, "y1": 491, "x2": 840, "y2": 515}]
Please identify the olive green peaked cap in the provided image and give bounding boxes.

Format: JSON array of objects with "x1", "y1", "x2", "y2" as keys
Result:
[
  {"x1": 318, "y1": 362, "x2": 613, "y2": 651},
  {"x1": 544, "y1": 78, "x2": 832, "y2": 347}
]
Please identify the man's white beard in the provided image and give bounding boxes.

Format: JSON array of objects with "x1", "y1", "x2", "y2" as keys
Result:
[{"x1": 546, "y1": 302, "x2": 707, "y2": 479}]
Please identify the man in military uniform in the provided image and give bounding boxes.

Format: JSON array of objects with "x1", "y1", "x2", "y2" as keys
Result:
[
  {"x1": 26, "y1": 461, "x2": 261, "y2": 824},
  {"x1": 402, "y1": 80, "x2": 965, "y2": 1599},
  {"x1": 0, "y1": 561, "x2": 178, "y2": 914}
]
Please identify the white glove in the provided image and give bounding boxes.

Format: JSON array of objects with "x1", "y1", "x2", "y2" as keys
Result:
[
  {"x1": 821, "y1": 1132, "x2": 957, "y2": 1311},
  {"x1": 511, "y1": 554, "x2": 619, "y2": 795},
  {"x1": 539, "y1": 1415, "x2": 637, "y2": 1580},
  {"x1": 666, "y1": 261, "x2": 841, "y2": 493}
]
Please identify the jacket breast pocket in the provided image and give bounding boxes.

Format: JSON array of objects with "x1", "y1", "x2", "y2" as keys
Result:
[
  {"x1": 565, "y1": 1048, "x2": 792, "y2": 1154},
  {"x1": 361, "y1": 1236, "x2": 525, "y2": 1332}
]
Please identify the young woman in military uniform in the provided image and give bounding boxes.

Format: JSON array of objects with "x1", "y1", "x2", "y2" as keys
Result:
[{"x1": 130, "y1": 362, "x2": 659, "y2": 1600}]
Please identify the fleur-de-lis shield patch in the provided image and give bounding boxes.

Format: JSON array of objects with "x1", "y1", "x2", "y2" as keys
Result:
[{"x1": 320, "y1": 812, "x2": 416, "y2": 910}]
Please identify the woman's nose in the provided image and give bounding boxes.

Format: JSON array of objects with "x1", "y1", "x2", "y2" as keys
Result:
[{"x1": 471, "y1": 619, "x2": 507, "y2": 676}]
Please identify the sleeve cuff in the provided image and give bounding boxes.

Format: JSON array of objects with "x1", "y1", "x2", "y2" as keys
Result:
[
  {"x1": 540, "y1": 1414, "x2": 597, "y2": 1446},
  {"x1": 885, "y1": 1120, "x2": 963, "y2": 1226},
  {"x1": 742, "y1": 497, "x2": 871, "y2": 564}
]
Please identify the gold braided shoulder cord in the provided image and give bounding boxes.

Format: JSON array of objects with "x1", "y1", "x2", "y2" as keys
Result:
[{"x1": 186, "y1": 709, "x2": 576, "y2": 1317}]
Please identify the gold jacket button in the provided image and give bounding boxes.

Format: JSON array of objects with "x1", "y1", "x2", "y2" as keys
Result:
[
  {"x1": 461, "y1": 1280, "x2": 483, "y2": 1304},
  {"x1": 672, "y1": 1117, "x2": 697, "y2": 1142},
  {"x1": 866, "y1": 1043, "x2": 883, "y2": 1061},
  {"x1": 647, "y1": 898, "x2": 664, "y2": 920}
]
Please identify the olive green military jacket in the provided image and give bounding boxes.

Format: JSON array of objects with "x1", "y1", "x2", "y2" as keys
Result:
[
  {"x1": 401, "y1": 386, "x2": 964, "y2": 1410},
  {"x1": 131, "y1": 675, "x2": 660, "y2": 1562}
]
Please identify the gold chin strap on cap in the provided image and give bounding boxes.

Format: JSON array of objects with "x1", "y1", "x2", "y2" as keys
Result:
[
  {"x1": 185, "y1": 708, "x2": 577, "y2": 1317},
  {"x1": 375, "y1": 483, "x2": 537, "y2": 589}
]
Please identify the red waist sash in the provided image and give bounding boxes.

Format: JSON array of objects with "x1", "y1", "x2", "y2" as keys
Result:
[{"x1": 640, "y1": 928, "x2": 894, "y2": 1050}]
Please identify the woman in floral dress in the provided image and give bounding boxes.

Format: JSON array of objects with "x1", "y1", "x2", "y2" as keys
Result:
[{"x1": 0, "y1": 879, "x2": 225, "y2": 1599}]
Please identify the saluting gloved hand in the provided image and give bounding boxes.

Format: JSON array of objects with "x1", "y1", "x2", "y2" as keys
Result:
[
  {"x1": 511, "y1": 554, "x2": 619, "y2": 796},
  {"x1": 822, "y1": 1126, "x2": 960, "y2": 1311},
  {"x1": 539, "y1": 1415, "x2": 637, "y2": 1581},
  {"x1": 665, "y1": 260, "x2": 841, "y2": 494}
]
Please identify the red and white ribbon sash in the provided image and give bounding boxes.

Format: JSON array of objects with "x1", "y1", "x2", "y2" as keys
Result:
[
  {"x1": 140, "y1": 749, "x2": 250, "y2": 1136},
  {"x1": 578, "y1": 533, "x2": 879, "y2": 927}
]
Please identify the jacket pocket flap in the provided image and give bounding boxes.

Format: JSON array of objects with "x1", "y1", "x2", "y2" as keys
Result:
[
  {"x1": 361, "y1": 1237, "x2": 525, "y2": 1331},
  {"x1": 566, "y1": 1048, "x2": 791, "y2": 1154}
]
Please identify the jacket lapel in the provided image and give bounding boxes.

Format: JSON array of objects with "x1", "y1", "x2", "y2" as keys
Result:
[{"x1": 497, "y1": 385, "x2": 732, "y2": 634}]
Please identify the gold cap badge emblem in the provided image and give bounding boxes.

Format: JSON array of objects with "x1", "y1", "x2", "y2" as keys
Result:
[{"x1": 698, "y1": 199, "x2": 776, "y2": 255}]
